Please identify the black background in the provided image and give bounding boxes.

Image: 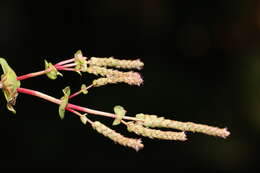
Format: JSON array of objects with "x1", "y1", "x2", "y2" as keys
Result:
[{"x1": 0, "y1": 0, "x2": 259, "y2": 172}]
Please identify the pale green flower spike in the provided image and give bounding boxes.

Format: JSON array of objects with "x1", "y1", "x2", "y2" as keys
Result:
[
  {"x1": 59, "y1": 86, "x2": 71, "y2": 120},
  {"x1": 113, "y1": 105, "x2": 126, "y2": 125},
  {"x1": 74, "y1": 50, "x2": 87, "y2": 74},
  {"x1": 81, "y1": 84, "x2": 88, "y2": 94},
  {"x1": 0, "y1": 58, "x2": 21, "y2": 114},
  {"x1": 44, "y1": 60, "x2": 63, "y2": 80},
  {"x1": 80, "y1": 113, "x2": 88, "y2": 125}
]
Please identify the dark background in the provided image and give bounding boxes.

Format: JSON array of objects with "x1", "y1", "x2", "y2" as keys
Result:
[{"x1": 0, "y1": 0, "x2": 259, "y2": 172}]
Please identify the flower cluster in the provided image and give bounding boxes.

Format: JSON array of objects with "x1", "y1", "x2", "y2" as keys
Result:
[
  {"x1": 88, "y1": 57, "x2": 143, "y2": 70},
  {"x1": 135, "y1": 113, "x2": 230, "y2": 138},
  {"x1": 127, "y1": 122, "x2": 187, "y2": 141},
  {"x1": 92, "y1": 121, "x2": 143, "y2": 151},
  {"x1": 0, "y1": 50, "x2": 230, "y2": 151}
]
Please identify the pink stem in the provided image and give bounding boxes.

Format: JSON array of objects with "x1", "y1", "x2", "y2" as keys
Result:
[
  {"x1": 69, "y1": 90, "x2": 82, "y2": 99},
  {"x1": 55, "y1": 58, "x2": 75, "y2": 66},
  {"x1": 57, "y1": 63, "x2": 76, "y2": 68},
  {"x1": 69, "y1": 84, "x2": 93, "y2": 99},
  {"x1": 56, "y1": 66, "x2": 80, "y2": 72},
  {"x1": 17, "y1": 69, "x2": 52, "y2": 81},
  {"x1": 17, "y1": 59, "x2": 76, "y2": 81},
  {"x1": 16, "y1": 87, "x2": 139, "y2": 121}
]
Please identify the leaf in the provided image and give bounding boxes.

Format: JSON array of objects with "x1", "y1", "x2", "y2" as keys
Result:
[
  {"x1": 58, "y1": 86, "x2": 70, "y2": 120},
  {"x1": 74, "y1": 50, "x2": 87, "y2": 73},
  {"x1": 0, "y1": 58, "x2": 21, "y2": 114},
  {"x1": 112, "y1": 105, "x2": 126, "y2": 125},
  {"x1": 7, "y1": 102, "x2": 16, "y2": 114},
  {"x1": 81, "y1": 84, "x2": 88, "y2": 94},
  {"x1": 80, "y1": 114, "x2": 88, "y2": 125},
  {"x1": 45, "y1": 60, "x2": 63, "y2": 80},
  {"x1": 75, "y1": 50, "x2": 83, "y2": 58}
]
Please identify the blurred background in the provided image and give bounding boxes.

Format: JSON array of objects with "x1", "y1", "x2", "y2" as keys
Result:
[{"x1": 0, "y1": 0, "x2": 259, "y2": 172}]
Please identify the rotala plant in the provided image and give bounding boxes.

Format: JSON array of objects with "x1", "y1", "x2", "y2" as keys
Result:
[{"x1": 0, "y1": 50, "x2": 230, "y2": 151}]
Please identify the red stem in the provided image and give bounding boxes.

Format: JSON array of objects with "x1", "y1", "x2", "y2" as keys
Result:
[
  {"x1": 69, "y1": 84, "x2": 93, "y2": 99},
  {"x1": 17, "y1": 69, "x2": 51, "y2": 81},
  {"x1": 69, "y1": 90, "x2": 82, "y2": 99},
  {"x1": 55, "y1": 58, "x2": 75, "y2": 66},
  {"x1": 17, "y1": 59, "x2": 76, "y2": 81},
  {"x1": 58, "y1": 63, "x2": 76, "y2": 68},
  {"x1": 16, "y1": 87, "x2": 139, "y2": 121},
  {"x1": 56, "y1": 67, "x2": 79, "y2": 71}
]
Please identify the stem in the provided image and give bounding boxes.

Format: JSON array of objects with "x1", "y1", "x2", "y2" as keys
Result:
[
  {"x1": 56, "y1": 67, "x2": 79, "y2": 72},
  {"x1": 17, "y1": 87, "x2": 139, "y2": 122},
  {"x1": 17, "y1": 59, "x2": 76, "y2": 81},
  {"x1": 69, "y1": 84, "x2": 93, "y2": 99},
  {"x1": 66, "y1": 107, "x2": 93, "y2": 124},
  {"x1": 17, "y1": 69, "x2": 52, "y2": 81},
  {"x1": 55, "y1": 58, "x2": 75, "y2": 66},
  {"x1": 69, "y1": 90, "x2": 82, "y2": 99},
  {"x1": 57, "y1": 63, "x2": 76, "y2": 68}
]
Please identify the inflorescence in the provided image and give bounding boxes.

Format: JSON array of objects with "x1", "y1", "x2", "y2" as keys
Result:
[{"x1": 0, "y1": 50, "x2": 230, "y2": 151}]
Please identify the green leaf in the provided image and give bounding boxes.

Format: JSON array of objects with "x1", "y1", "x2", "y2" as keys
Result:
[
  {"x1": 112, "y1": 105, "x2": 126, "y2": 125},
  {"x1": 81, "y1": 84, "x2": 88, "y2": 94},
  {"x1": 74, "y1": 50, "x2": 87, "y2": 73},
  {"x1": 0, "y1": 58, "x2": 21, "y2": 114},
  {"x1": 45, "y1": 60, "x2": 63, "y2": 80},
  {"x1": 80, "y1": 114, "x2": 88, "y2": 125},
  {"x1": 59, "y1": 86, "x2": 70, "y2": 120}
]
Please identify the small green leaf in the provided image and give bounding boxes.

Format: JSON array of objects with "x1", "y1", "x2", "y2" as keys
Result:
[
  {"x1": 112, "y1": 105, "x2": 126, "y2": 125},
  {"x1": 7, "y1": 102, "x2": 16, "y2": 114},
  {"x1": 81, "y1": 84, "x2": 88, "y2": 94},
  {"x1": 75, "y1": 50, "x2": 83, "y2": 58},
  {"x1": 0, "y1": 58, "x2": 21, "y2": 114},
  {"x1": 59, "y1": 86, "x2": 71, "y2": 120},
  {"x1": 45, "y1": 60, "x2": 63, "y2": 80},
  {"x1": 74, "y1": 50, "x2": 87, "y2": 73},
  {"x1": 80, "y1": 114, "x2": 88, "y2": 125},
  {"x1": 62, "y1": 86, "x2": 71, "y2": 96}
]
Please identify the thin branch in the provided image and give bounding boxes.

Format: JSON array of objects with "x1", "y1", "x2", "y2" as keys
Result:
[
  {"x1": 17, "y1": 87, "x2": 140, "y2": 122},
  {"x1": 17, "y1": 69, "x2": 52, "y2": 81},
  {"x1": 55, "y1": 58, "x2": 75, "y2": 66},
  {"x1": 69, "y1": 84, "x2": 93, "y2": 99},
  {"x1": 66, "y1": 107, "x2": 93, "y2": 124}
]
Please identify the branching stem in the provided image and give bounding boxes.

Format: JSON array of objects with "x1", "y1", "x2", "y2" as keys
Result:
[
  {"x1": 17, "y1": 59, "x2": 77, "y2": 81},
  {"x1": 66, "y1": 107, "x2": 93, "y2": 124},
  {"x1": 69, "y1": 84, "x2": 93, "y2": 99},
  {"x1": 55, "y1": 58, "x2": 75, "y2": 66},
  {"x1": 17, "y1": 87, "x2": 140, "y2": 122}
]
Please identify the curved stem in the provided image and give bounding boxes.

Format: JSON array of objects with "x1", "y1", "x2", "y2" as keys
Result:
[{"x1": 17, "y1": 87, "x2": 139, "y2": 122}]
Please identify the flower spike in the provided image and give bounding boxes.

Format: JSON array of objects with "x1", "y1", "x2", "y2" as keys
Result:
[{"x1": 0, "y1": 51, "x2": 230, "y2": 151}]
